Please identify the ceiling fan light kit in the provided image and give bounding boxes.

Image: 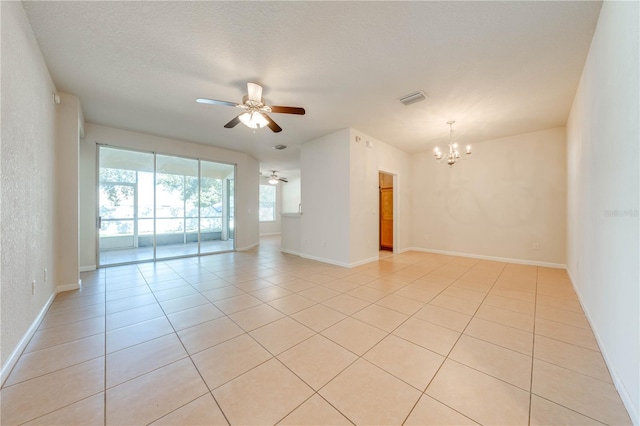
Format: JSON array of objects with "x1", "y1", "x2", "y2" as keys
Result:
[
  {"x1": 433, "y1": 121, "x2": 471, "y2": 167},
  {"x1": 263, "y1": 170, "x2": 288, "y2": 185},
  {"x1": 196, "y1": 82, "x2": 305, "y2": 133}
]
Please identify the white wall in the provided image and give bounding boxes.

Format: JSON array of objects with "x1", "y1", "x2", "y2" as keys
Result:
[
  {"x1": 566, "y1": 1, "x2": 639, "y2": 422},
  {"x1": 259, "y1": 183, "x2": 281, "y2": 235},
  {"x1": 281, "y1": 174, "x2": 301, "y2": 213},
  {"x1": 300, "y1": 129, "x2": 351, "y2": 265},
  {"x1": 79, "y1": 123, "x2": 260, "y2": 268},
  {"x1": 349, "y1": 129, "x2": 412, "y2": 264},
  {"x1": 1, "y1": 1, "x2": 57, "y2": 368},
  {"x1": 410, "y1": 127, "x2": 567, "y2": 266}
]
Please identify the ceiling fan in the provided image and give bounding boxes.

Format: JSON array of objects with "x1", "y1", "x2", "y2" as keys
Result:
[
  {"x1": 262, "y1": 171, "x2": 288, "y2": 185},
  {"x1": 196, "y1": 83, "x2": 305, "y2": 133}
]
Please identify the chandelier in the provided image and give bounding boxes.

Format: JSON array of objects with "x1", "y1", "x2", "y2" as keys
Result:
[{"x1": 433, "y1": 121, "x2": 471, "y2": 167}]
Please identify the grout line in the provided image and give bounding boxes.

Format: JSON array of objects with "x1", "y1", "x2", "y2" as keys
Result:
[{"x1": 528, "y1": 266, "x2": 539, "y2": 426}]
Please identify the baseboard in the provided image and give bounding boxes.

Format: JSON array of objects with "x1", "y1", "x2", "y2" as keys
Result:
[
  {"x1": 297, "y1": 253, "x2": 380, "y2": 269},
  {"x1": 79, "y1": 265, "x2": 96, "y2": 272},
  {"x1": 407, "y1": 247, "x2": 566, "y2": 269},
  {"x1": 259, "y1": 232, "x2": 281, "y2": 237},
  {"x1": 350, "y1": 256, "x2": 380, "y2": 267},
  {"x1": 566, "y1": 269, "x2": 639, "y2": 425},
  {"x1": 1, "y1": 291, "x2": 56, "y2": 387},
  {"x1": 280, "y1": 248, "x2": 301, "y2": 256},
  {"x1": 236, "y1": 242, "x2": 259, "y2": 251},
  {"x1": 57, "y1": 279, "x2": 82, "y2": 293}
]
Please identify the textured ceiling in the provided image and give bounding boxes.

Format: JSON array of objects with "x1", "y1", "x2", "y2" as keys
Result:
[{"x1": 22, "y1": 1, "x2": 601, "y2": 175}]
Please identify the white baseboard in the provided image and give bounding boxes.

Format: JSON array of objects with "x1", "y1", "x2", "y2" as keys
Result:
[
  {"x1": 350, "y1": 256, "x2": 380, "y2": 267},
  {"x1": 57, "y1": 279, "x2": 82, "y2": 293},
  {"x1": 1, "y1": 292, "x2": 56, "y2": 387},
  {"x1": 406, "y1": 247, "x2": 566, "y2": 269},
  {"x1": 566, "y1": 269, "x2": 639, "y2": 425},
  {"x1": 236, "y1": 242, "x2": 259, "y2": 251},
  {"x1": 296, "y1": 252, "x2": 380, "y2": 269},
  {"x1": 259, "y1": 232, "x2": 281, "y2": 237},
  {"x1": 280, "y1": 249, "x2": 301, "y2": 256},
  {"x1": 79, "y1": 265, "x2": 96, "y2": 272}
]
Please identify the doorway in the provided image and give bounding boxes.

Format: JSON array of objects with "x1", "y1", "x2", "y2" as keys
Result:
[{"x1": 379, "y1": 172, "x2": 393, "y2": 251}]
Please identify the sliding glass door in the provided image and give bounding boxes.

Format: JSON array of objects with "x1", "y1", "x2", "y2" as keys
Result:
[{"x1": 98, "y1": 146, "x2": 235, "y2": 266}]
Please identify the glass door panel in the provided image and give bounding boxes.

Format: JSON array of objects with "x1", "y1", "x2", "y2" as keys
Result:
[
  {"x1": 200, "y1": 160, "x2": 235, "y2": 254},
  {"x1": 98, "y1": 146, "x2": 154, "y2": 266},
  {"x1": 155, "y1": 155, "x2": 199, "y2": 259}
]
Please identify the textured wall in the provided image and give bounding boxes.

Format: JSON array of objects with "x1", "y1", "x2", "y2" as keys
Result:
[
  {"x1": 410, "y1": 127, "x2": 567, "y2": 265},
  {"x1": 1, "y1": 2, "x2": 57, "y2": 366},
  {"x1": 566, "y1": 1, "x2": 639, "y2": 421}
]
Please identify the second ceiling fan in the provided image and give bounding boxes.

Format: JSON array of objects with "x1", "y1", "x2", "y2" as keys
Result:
[{"x1": 197, "y1": 82, "x2": 305, "y2": 133}]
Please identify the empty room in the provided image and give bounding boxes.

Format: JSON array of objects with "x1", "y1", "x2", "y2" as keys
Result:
[{"x1": 1, "y1": 1, "x2": 638, "y2": 425}]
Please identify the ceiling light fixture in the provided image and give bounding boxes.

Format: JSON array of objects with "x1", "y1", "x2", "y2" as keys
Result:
[
  {"x1": 268, "y1": 177, "x2": 279, "y2": 185},
  {"x1": 238, "y1": 111, "x2": 269, "y2": 130},
  {"x1": 433, "y1": 121, "x2": 471, "y2": 167}
]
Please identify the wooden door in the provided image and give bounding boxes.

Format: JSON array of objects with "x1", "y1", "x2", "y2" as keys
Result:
[{"x1": 379, "y1": 173, "x2": 393, "y2": 250}]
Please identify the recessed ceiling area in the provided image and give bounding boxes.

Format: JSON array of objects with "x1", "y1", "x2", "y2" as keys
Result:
[{"x1": 22, "y1": 1, "x2": 602, "y2": 172}]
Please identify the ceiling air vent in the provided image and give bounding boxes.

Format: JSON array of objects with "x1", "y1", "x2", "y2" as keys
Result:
[
  {"x1": 399, "y1": 90, "x2": 427, "y2": 106},
  {"x1": 272, "y1": 144, "x2": 287, "y2": 150}
]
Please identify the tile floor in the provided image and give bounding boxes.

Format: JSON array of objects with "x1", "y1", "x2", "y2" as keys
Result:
[{"x1": 1, "y1": 237, "x2": 632, "y2": 425}]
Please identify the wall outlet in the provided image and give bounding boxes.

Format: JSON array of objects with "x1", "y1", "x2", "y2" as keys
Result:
[
  {"x1": 31, "y1": 280, "x2": 36, "y2": 295},
  {"x1": 532, "y1": 242, "x2": 540, "y2": 250}
]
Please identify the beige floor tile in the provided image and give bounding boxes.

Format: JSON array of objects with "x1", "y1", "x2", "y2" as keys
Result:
[
  {"x1": 250, "y1": 285, "x2": 293, "y2": 302},
  {"x1": 322, "y1": 293, "x2": 371, "y2": 315},
  {"x1": 214, "y1": 293, "x2": 264, "y2": 314},
  {"x1": 426, "y1": 359, "x2": 530, "y2": 425},
  {"x1": 278, "y1": 394, "x2": 351, "y2": 425},
  {"x1": 306, "y1": 273, "x2": 336, "y2": 284},
  {"x1": 534, "y1": 335, "x2": 612, "y2": 383},
  {"x1": 489, "y1": 287, "x2": 536, "y2": 303},
  {"x1": 395, "y1": 286, "x2": 439, "y2": 303},
  {"x1": 535, "y1": 317, "x2": 599, "y2": 351},
  {"x1": 38, "y1": 303, "x2": 105, "y2": 330},
  {"x1": 449, "y1": 335, "x2": 532, "y2": 390},
  {"x1": 323, "y1": 278, "x2": 362, "y2": 293},
  {"x1": 250, "y1": 317, "x2": 315, "y2": 355},
  {"x1": 321, "y1": 317, "x2": 387, "y2": 356},
  {"x1": 177, "y1": 316, "x2": 244, "y2": 354},
  {"x1": 277, "y1": 278, "x2": 317, "y2": 293},
  {"x1": 464, "y1": 317, "x2": 533, "y2": 355},
  {"x1": 375, "y1": 294, "x2": 424, "y2": 315},
  {"x1": 298, "y1": 286, "x2": 341, "y2": 302},
  {"x1": 229, "y1": 303, "x2": 285, "y2": 331},
  {"x1": 443, "y1": 286, "x2": 486, "y2": 302},
  {"x1": 268, "y1": 293, "x2": 317, "y2": 314},
  {"x1": 536, "y1": 304, "x2": 591, "y2": 329},
  {"x1": 346, "y1": 286, "x2": 389, "y2": 302},
  {"x1": 393, "y1": 317, "x2": 460, "y2": 356},
  {"x1": 476, "y1": 304, "x2": 534, "y2": 332},
  {"x1": 364, "y1": 334, "x2": 444, "y2": 390},
  {"x1": 213, "y1": 358, "x2": 314, "y2": 425},
  {"x1": 107, "y1": 358, "x2": 208, "y2": 425},
  {"x1": 192, "y1": 334, "x2": 272, "y2": 390},
  {"x1": 453, "y1": 279, "x2": 494, "y2": 293},
  {"x1": 405, "y1": 395, "x2": 479, "y2": 425},
  {"x1": 430, "y1": 294, "x2": 480, "y2": 315},
  {"x1": 107, "y1": 333, "x2": 187, "y2": 388},
  {"x1": 537, "y1": 294, "x2": 584, "y2": 313},
  {"x1": 530, "y1": 395, "x2": 604, "y2": 425},
  {"x1": 352, "y1": 304, "x2": 408, "y2": 332},
  {"x1": 201, "y1": 285, "x2": 245, "y2": 302},
  {"x1": 483, "y1": 294, "x2": 535, "y2": 315},
  {"x1": 264, "y1": 273, "x2": 300, "y2": 285},
  {"x1": 49, "y1": 292, "x2": 106, "y2": 313},
  {"x1": 320, "y1": 359, "x2": 421, "y2": 425},
  {"x1": 291, "y1": 304, "x2": 347, "y2": 332},
  {"x1": 414, "y1": 304, "x2": 472, "y2": 332},
  {"x1": 106, "y1": 316, "x2": 174, "y2": 353},
  {"x1": 0, "y1": 357, "x2": 104, "y2": 425},
  {"x1": 106, "y1": 303, "x2": 165, "y2": 330},
  {"x1": 151, "y1": 393, "x2": 228, "y2": 425},
  {"x1": 6, "y1": 333, "x2": 104, "y2": 386},
  {"x1": 532, "y1": 359, "x2": 630, "y2": 425},
  {"x1": 27, "y1": 316, "x2": 105, "y2": 353},
  {"x1": 190, "y1": 278, "x2": 230, "y2": 292},
  {"x1": 167, "y1": 303, "x2": 224, "y2": 330},
  {"x1": 159, "y1": 293, "x2": 209, "y2": 314},
  {"x1": 24, "y1": 393, "x2": 105, "y2": 426},
  {"x1": 278, "y1": 334, "x2": 357, "y2": 390},
  {"x1": 106, "y1": 293, "x2": 158, "y2": 314}
]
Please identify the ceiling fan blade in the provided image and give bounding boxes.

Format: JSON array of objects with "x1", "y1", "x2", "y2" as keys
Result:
[
  {"x1": 197, "y1": 98, "x2": 238, "y2": 107},
  {"x1": 247, "y1": 83, "x2": 263, "y2": 102},
  {"x1": 269, "y1": 105, "x2": 306, "y2": 115},
  {"x1": 279, "y1": 178, "x2": 288, "y2": 183},
  {"x1": 262, "y1": 114, "x2": 282, "y2": 133},
  {"x1": 224, "y1": 115, "x2": 242, "y2": 128}
]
